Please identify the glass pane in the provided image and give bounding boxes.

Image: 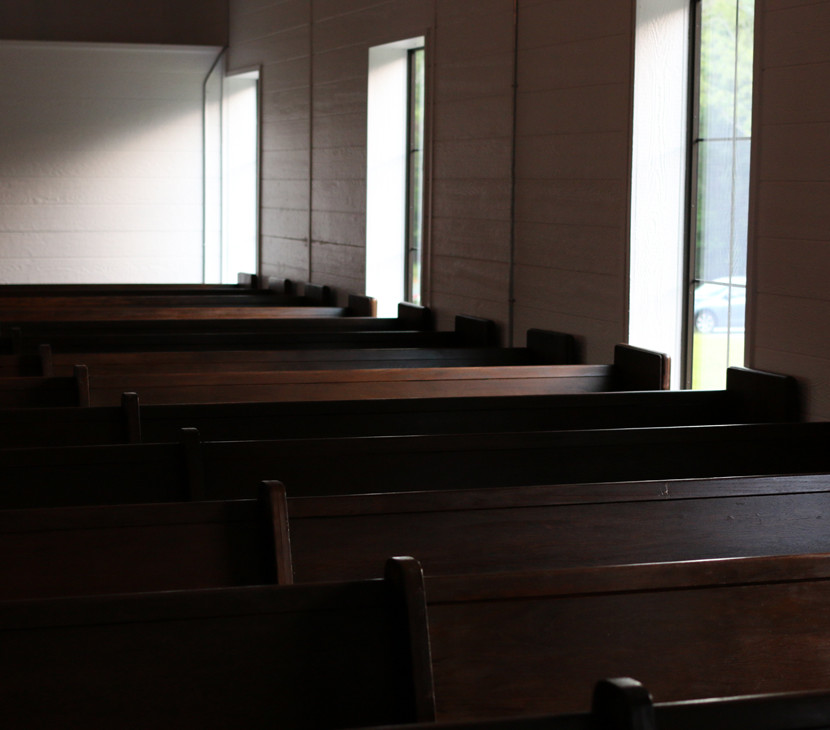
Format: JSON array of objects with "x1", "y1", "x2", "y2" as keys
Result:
[
  {"x1": 735, "y1": 0, "x2": 754, "y2": 138},
  {"x1": 695, "y1": 140, "x2": 733, "y2": 283},
  {"x1": 689, "y1": 0, "x2": 753, "y2": 389},
  {"x1": 406, "y1": 47, "x2": 425, "y2": 305},
  {"x1": 698, "y1": 0, "x2": 737, "y2": 140}
]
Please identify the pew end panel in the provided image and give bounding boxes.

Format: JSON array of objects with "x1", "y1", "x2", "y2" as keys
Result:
[
  {"x1": 454, "y1": 315, "x2": 499, "y2": 347},
  {"x1": 398, "y1": 302, "x2": 434, "y2": 331},
  {"x1": 348, "y1": 293, "x2": 378, "y2": 317},
  {"x1": 525, "y1": 329, "x2": 580, "y2": 364},
  {"x1": 612, "y1": 344, "x2": 670, "y2": 390},
  {"x1": 726, "y1": 366, "x2": 802, "y2": 423}
]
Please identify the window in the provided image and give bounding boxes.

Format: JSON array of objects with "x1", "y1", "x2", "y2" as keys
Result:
[
  {"x1": 687, "y1": 0, "x2": 754, "y2": 388},
  {"x1": 629, "y1": 0, "x2": 753, "y2": 389},
  {"x1": 405, "y1": 47, "x2": 426, "y2": 306},
  {"x1": 204, "y1": 55, "x2": 260, "y2": 284},
  {"x1": 366, "y1": 37, "x2": 426, "y2": 317}
]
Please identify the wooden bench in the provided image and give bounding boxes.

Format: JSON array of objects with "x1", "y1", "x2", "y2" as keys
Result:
[
  {"x1": 0, "y1": 482, "x2": 290, "y2": 600},
  {"x1": 271, "y1": 472, "x2": 830, "y2": 583},
  {"x1": 81, "y1": 343, "x2": 667, "y2": 407},
  {"x1": 0, "y1": 365, "x2": 89, "y2": 407},
  {"x1": 0, "y1": 349, "x2": 48, "y2": 376},
  {"x1": 422, "y1": 552, "x2": 830, "y2": 721},
  {"x1": 46, "y1": 328, "x2": 578, "y2": 376},
  {"x1": 3, "y1": 301, "x2": 453, "y2": 354},
  {"x1": 0, "y1": 556, "x2": 435, "y2": 728},
  {"x1": 0, "y1": 365, "x2": 795, "y2": 448},
  {"x1": 0, "y1": 272, "x2": 262, "y2": 296},
  {"x1": 368, "y1": 677, "x2": 830, "y2": 730},
  {"x1": 2, "y1": 421, "x2": 830, "y2": 509},
  {"x1": 4, "y1": 311, "x2": 494, "y2": 355}
]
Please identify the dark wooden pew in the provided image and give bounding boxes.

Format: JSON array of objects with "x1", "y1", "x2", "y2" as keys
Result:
[
  {"x1": 272, "y1": 472, "x2": 830, "y2": 583},
  {"x1": 0, "y1": 275, "x2": 336, "y2": 306},
  {"x1": 0, "y1": 272, "x2": 262, "y2": 296},
  {"x1": 0, "y1": 364, "x2": 89, "y2": 408},
  {"x1": 81, "y1": 343, "x2": 667, "y2": 407},
  {"x1": 0, "y1": 556, "x2": 435, "y2": 729},
  {"x1": 4, "y1": 301, "x2": 453, "y2": 354},
  {"x1": 0, "y1": 348, "x2": 49, "y2": 376},
  {"x1": 0, "y1": 364, "x2": 795, "y2": 448},
  {"x1": 2, "y1": 421, "x2": 830, "y2": 509},
  {"x1": 4, "y1": 311, "x2": 490, "y2": 355},
  {"x1": 0, "y1": 482, "x2": 290, "y2": 600},
  {"x1": 369, "y1": 677, "x2": 830, "y2": 730},
  {"x1": 421, "y1": 552, "x2": 830, "y2": 721},
  {"x1": 46, "y1": 328, "x2": 577, "y2": 376}
]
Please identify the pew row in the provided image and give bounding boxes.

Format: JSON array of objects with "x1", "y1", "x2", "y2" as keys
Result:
[
  {"x1": 46, "y1": 328, "x2": 578, "y2": 376},
  {"x1": 81, "y1": 343, "x2": 668, "y2": 407},
  {"x1": 2, "y1": 421, "x2": 830, "y2": 508},
  {"x1": 0, "y1": 483, "x2": 290, "y2": 600},
  {"x1": 0, "y1": 556, "x2": 435, "y2": 729},
  {"x1": 0, "y1": 272, "x2": 263, "y2": 295},
  {"x1": 419, "y1": 552, "x2": 830, "y2": 720},
  {"x1": 368, "y1": 677, "x2": 830, "y2": 730},
  {"x1": 3, "y1": 305, "x2": 483, "y2": 355},
  {"x1": 269, "y1": 471, "x2": 830, "y2": 583},
  {"x1": 0, "y1": 365, "x2": 797, "y2": 448},
  {"x1": 0, "y1": 365, "x2": 89, "y2": 408},
  {"x1": 0, "y1": 282, "x2": 370, "y2": 321}
]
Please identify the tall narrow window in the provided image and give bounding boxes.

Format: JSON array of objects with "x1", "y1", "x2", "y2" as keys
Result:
[
  {"x1": 204, "y1": 58, "x2": 260, "y2": 284},
  {"x1": 405, "y1": 47, "x2": 425, "y2": 305},
  {"x1": 366, "y1": 37, "x2": 426, "y2": 317},
  {"x1": 688, "y1": 0, "x2": 754, "y2": 388}
]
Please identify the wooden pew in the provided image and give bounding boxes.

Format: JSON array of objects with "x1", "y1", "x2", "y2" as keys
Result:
[
  {"x1": 4, "y1": 310, "x2": 491, "y2": 355},
  {"x1": 271, "y1": 472, "x2": 830, "y2": 583},
  {"x1": 0, "y1": 556, "x2": 435, "y2": 729},
  {"x1": 0, "y1": 349, "x2": 49, "y2": 376},
  {"x1": 0, "y1": 275, "x2": 335, "y2": 305},
  {"x1": 2, "y1": 421, "x2": 830, "y2": 509},
  {"x1": 368, "y1": 677, "x2": 830, "y2": 730},
  {"x1": 3, "y1": 301, "x2": 453, "y2": 354},
  {"x1": 81, "y1": 343, "x2": 667, "y2": 407},
  {"x1": 46, "y1": 328, "x2": 578, "y2": 376},
  {"x1": 421, "y1": 552, "x2": 830, "y2": 721},
  {"x1": 0, "y1": 364, "x2": 89, "y2": 407},
  {"x1": 0, "y1": 365, "x2": 795, "y2": 448},
  {"x1": 0, "y1": 483, "x2": 290, "y2": 600},
  {"x1": 0, "y1": 272, "x2": 263, "y2": 296}
]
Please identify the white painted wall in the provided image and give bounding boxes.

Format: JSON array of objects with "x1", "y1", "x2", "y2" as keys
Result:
[{"x1": 0, "y1": 41, "x2": 222, "y2": 283}]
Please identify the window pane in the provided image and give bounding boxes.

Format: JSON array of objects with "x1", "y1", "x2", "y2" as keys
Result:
[
  {"x1": 698, "y1": 0, "x2": 736, "y2": 140},
  {"x1": 688, "y1": 0, "x2": 753, "y2": 390}
]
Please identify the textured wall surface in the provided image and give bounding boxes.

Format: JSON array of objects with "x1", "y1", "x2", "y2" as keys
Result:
[
  {"x1": 748, "y1": 0, "x2": 830, "y2": 418},
  {"x1": 229, "y1": 0, "x2": 634, "y2": 356}
]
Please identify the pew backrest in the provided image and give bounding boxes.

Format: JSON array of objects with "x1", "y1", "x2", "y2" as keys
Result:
[
  {"x1": 0, "y1": 482, "x2": 289, "y2": 599},
  {"x1": 0, "y1": 364, "x2": 89, "y2": 407},
  {"x1": 2, "y1": 421, "x2": 830, "y2": 509},
  {"x1": 0, "y1": 556, "x2": 435, "y2": 728},
  {"x1": 423, "y1": 552, "x2": 830, "y2": 720},
  {"x1": 273, "y1": 472, "x2": 830, "y2": 582}
]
